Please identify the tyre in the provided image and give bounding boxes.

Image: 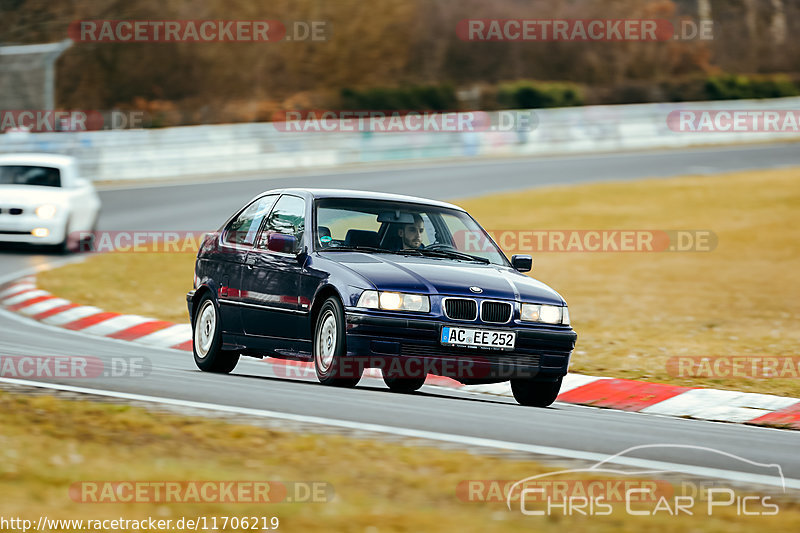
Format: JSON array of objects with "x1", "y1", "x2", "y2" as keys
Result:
[
  {"x1": 192, "y1": 294, "x2": 239, "y2": 373},
  {"x1": 313, "y1": 297, "x2": 361, "y2": 387},
  {"x1": 52, "y1": 221, "x2": 73, "y2": 254},
  {"x1": 511, "y1": 377, "x2": 563, "y2": 407},
  {"x1": 77, "y1": 218, "x2": 99, "y2": 253},
  {"x1": 382, "y1": 372, "x2": 426, "y2": 393}
]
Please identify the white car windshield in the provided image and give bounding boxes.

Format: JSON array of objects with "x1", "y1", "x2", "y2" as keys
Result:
[
  {"x1": 315, "y1": 198, "x2": 509, "y2": 266},
  {"x1": 0, "y1": 165, "x2": 62, "y2": 188}
]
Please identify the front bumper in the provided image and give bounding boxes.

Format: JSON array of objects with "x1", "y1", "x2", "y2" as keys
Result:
[
  {"x1": 0, "y1": 214, "x2": 67, "y2": 245},
  {"x1": 186, "y1": 290, "x2": 196, "y2": 319},
  {"x1": 344, "y1": 310, "x2": 576, "y2": 384}
]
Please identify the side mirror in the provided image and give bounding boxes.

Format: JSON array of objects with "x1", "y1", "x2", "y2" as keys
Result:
[
  {"x1": 267, "y1": 233, "x2": 296, "y2": 254},
  {"x1": 511, "y1": 255, "x2": 533, "y2": 273}
]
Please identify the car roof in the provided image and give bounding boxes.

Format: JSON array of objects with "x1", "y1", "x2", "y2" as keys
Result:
[
  {"x1": 0, "y1": 152, "x2": 76, "y2": 168},
  {"x1": 271, "y1": 188, "x2": 465, "y2": 211}
]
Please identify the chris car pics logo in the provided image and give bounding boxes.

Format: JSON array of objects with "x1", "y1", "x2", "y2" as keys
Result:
[{"x1": 505, "y1": 445, "x2": 785, "y2": 517}]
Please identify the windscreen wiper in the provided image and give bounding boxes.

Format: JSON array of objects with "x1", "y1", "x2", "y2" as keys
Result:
[
  {"x1": 322, "y1": 245, "x2": 388, "y2": 253},
  {"x1": 324, "y1": 246, "x2": 491, "y2": 264},
  {"x1": 404, "y1": 248, "x2": 490, "y2": 264}
]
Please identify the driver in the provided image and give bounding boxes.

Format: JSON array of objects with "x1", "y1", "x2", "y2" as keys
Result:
[{"x1": 398, "y1": 214, "x2": 425, "y2": 249}]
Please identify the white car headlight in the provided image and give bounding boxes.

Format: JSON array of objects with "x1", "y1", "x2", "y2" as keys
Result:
[
  {"x1": 357, "y1": 290, "x2": 430, "y2": 312},
  {"x1": 35, "y1": 204, "x2": 57, "y2": 220},
  {"x1": 520, "y1": 303, "x2": 569, "y2": 325}
]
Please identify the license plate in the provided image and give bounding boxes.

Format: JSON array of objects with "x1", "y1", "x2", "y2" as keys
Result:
[{"x1": 441, "y1": 326, "x2": 515, "y2": 350}]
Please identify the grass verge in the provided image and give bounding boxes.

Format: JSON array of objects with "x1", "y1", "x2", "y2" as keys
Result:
[
  {"x1": 37, "y1": 167, "x2": 800, "y2": 396},
  {"x1": 1, "y1": 389, "x2": 798, "y2": 532}
]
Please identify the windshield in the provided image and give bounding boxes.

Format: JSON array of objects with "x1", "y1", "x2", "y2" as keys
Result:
[
  {"x1": 0, "y1": 165, "x2": 61, "y2": 187},
  {"x1": 315, "y1": 198, "x2": 509, "y2": 266}
]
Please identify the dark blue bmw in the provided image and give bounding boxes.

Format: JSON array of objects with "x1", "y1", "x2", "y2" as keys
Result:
[{"x1": 187, "y1": 189, "x2": 577, "y2": 406}]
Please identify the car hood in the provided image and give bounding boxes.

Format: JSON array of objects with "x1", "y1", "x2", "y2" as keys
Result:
[
  {"x1": 0, "y1": 185, "x2": 68, "y2": 206},
  {"x1": 323, "y1": 252, "x2": 565, "y2": 305}
]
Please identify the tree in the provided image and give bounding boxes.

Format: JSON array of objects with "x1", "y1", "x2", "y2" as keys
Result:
[{"x1": 770, "y1": 0, "x2": 788, "y2": 45}]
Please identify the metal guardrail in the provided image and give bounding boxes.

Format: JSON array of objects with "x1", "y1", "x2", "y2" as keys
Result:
[{"x1": 1, "y1": 97, "x2": 799, "y2": 182}]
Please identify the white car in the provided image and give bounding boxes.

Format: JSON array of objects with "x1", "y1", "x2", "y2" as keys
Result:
[{"x1": 0, "y1": 153, "x2": 101, "y2": 251}]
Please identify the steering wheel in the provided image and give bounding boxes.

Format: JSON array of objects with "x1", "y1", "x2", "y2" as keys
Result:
[{"x1": 424, "y1": 242, "x2": 456, "y2": 251}]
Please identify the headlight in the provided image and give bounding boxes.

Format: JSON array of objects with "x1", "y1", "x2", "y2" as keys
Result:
[
  {"x1": 35, "y1": 204, "x2": 57, "y2": 219},
  {"x1": 520, "y1": 303, "x2": 569, "y2": 325},
  {"x1": 357, "y1": 290, "x2": 430, "y2": 312}
]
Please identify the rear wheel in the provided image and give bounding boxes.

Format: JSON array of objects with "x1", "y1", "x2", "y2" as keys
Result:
[
  {"x1": 511, "y1": 377, "x2": 563, "y2": 407},
  {"x1": 314, "y1": 297, "x2": 361, "y2": 387},
  {"x1": 383, "y1": 373, "x2": 426, "y2": 393},
  {"x1": 193, "y1": 295, "x2": 239, "y2": 373}
]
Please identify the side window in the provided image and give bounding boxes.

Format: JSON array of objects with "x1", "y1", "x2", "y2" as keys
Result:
[
  {"x1": 257, "y1": 195, "x2": 306, "y2": 252},
  {"x1": 419, "y1": 213, "x2": 434, "y2": 247},
  {"x1": 224, "y1": 195, "x2": 277, "y2": 246},
  {"x1": 316, "y1": 208, "x2": 380, "y2": 248}
]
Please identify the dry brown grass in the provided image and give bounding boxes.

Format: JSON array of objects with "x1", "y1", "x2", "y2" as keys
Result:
[
  {"x1": 458, "y1": 167, "x2": 800, "y2": 396},
  {"x1": 38, "y1": 249, "x2": 195, "y2": 324},
  {"x1": 2, "y1": 390, "x2": 799, "y2": 532},
  {"x1": 38, "y1": 167, "x2": 800, "y2": 396}
]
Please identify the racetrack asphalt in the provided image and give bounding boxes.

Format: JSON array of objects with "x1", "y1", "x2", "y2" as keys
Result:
[{"x1": 1, "y1": 142, "x2": 799, "y2": 486}]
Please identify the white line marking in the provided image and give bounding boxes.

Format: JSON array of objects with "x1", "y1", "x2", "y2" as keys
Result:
[
  {"x1": 19, "y1": 298, "x2": 70, "y2": 316},
  {"x1": 0, "y1": 305, "x2": 185, "y2": 357},
  {"x1": 559, "y1": 373, "x2": 609, "y2": 393},
  {"x1": 2, "y1": 271, "x2": 799, "y2": 437},
  {"x1": 133, "y1": 324, "x2": 191, "y2": 347},
  {"x1": 641, "y1": 389, "x2": 800, "y2": 423},
  {"x1": 41, "y1": 306, "x2": 104, "y2": 326},
  {"x1": 2, "y1": 289, "x2": 48, "y2": 306},
  {"x1": 0, "y1": 259, "x2": 83, "y2": 287},
  {"x1": 0, "y1": 283, "x2": 35, "y2": 299},
  {"x1": 0, "y1": 377, "x2": 797, "y2": 490},
  {"x1": 462, "y1": 382, "x2": 512, "y2": 396},
  {"x1": 458, "y1": 374, "x2": 609, "y2": 398},
  {"x1": 79, "y1": 314, "x2": 152, "y2": 336}
]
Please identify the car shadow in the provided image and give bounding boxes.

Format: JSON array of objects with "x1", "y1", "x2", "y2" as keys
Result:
[
  {"x1": 0, "y1": 243, "x2": 63, "y2": 255},
  {"x1": 191, "y1": 368, "x2": 526, "y2": 408}
]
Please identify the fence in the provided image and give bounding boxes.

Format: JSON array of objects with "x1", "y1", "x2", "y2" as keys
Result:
[{"x1": 1, "y1": 97, "x2": 799, "y2": 182}]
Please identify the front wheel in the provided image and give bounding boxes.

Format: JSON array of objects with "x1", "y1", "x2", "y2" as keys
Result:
[
  {"x1": 314, "y1": 297, "x2": 361, "y2": 387},
  {"x1": 383, "y1": 373, "x2": 426, "y2": 393},
  {"x1": 193, "y1": 295, "x2": 239, "y2": 373},
  {"x1": 52, "y1": 221, "x2": 73, "y2": 254},
  {"x1": 511, "y1": 377, "x2": 563, "y2": 407}
]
